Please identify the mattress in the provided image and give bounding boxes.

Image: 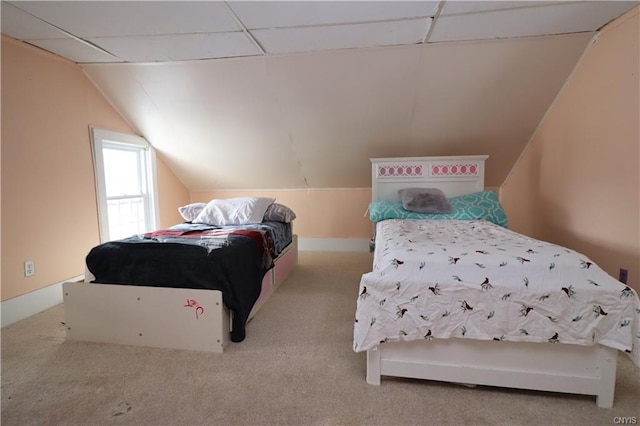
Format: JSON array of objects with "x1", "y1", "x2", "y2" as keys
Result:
[{"x1": 353, "y1": 219, "x2": 640, "y2": 366}]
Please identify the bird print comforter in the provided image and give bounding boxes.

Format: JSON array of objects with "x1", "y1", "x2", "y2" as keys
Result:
[{"x1": 353, "y1": 219, "x2": 640, "y2": 367}]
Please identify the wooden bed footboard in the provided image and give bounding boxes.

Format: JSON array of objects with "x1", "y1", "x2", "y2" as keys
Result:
[
  {"x1": 63, "y1": 283, "x2": 229, "y2": 352},
  {"x1": 63, "y1": 236, "x2": 298, "y2": 353},
  {"x1": 366, "y1": 339, "x2": 618, "y2": 408}
]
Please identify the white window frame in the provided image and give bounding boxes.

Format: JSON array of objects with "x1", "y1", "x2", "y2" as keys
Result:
[{"x1": 90, "y1": 127, "x2": 159, "y2": 242}]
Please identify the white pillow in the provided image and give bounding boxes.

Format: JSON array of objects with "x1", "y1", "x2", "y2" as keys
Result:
[
  {"x1": 193, "y1": 197, "x2": 275, "y2": 226},
  {"x1": 178, "y1": 202, "x2": 207, "y2": 222}
]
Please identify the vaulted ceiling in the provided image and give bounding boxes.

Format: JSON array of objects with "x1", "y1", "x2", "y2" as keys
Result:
[{"x1": 2, "y1": 1, "x2": 637, "y2": 189}]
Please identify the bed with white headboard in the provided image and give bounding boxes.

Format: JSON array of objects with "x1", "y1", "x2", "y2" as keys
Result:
[
  {"x1": 355, "y1": 155, "x2": 640, "y2": 408},
  {"x1": 371, "y1": 155, "x2": 488, "y2": 201}
]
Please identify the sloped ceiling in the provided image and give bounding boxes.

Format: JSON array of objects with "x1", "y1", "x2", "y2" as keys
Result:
[{"x1": 2, "y1": 1, "x2": 637, "y2": 190}]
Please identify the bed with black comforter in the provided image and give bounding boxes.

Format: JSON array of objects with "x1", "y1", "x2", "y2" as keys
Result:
[{"x1": 85, "y1": 221, "x2": 292, "y2": 342}]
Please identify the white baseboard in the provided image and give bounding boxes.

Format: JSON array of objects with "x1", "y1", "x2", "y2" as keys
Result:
[
  {"x1": 1, "y1": 275, "x2": 83, "y2": 328},
  {"x1": 298, "y1": 237, "x2": 370, "y2": 252}
]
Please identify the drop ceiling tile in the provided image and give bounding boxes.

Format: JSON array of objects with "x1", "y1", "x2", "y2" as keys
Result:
[
  {"x1": 25, "y1": 37, "x2": 122, "y2": 63},
  {"x1": 8, "y1": 1, "x2": 240, "y2": 38},
  {"x1": 253, "y1": 19, "x2": 431, "y2": 55},
  {"x1": 86, "y1": 33, "x2": 261, "y2": 62},
  {"x1": 1, "y1": 2, "x2": 65, "y2": 39},
  {"x1": 440, "y1": 1, "x2": 564, "y2": 16},
  {"x1": 229, "y1": 0, "x2": 439, "y2": 29},
  {"x1": 429, "y1": 1, "x2": 637, "y2": 42}
]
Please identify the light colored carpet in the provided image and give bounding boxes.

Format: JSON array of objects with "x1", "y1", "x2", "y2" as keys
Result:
[{"x1": 2, "y1": 251, "x2": 639, "y2": 425}]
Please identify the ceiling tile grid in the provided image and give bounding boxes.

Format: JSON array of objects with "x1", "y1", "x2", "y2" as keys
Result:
[
  {"x1": 227, "y1": 1, "x2": 440, "y2": 28},
  {"x1": 2, "y1": 1, "x2": 637, "y2": 63},
  {"x1": 430, "y1": 1, "x2": 639, "y2": 42},
  {"x1": 85, "y1": 32, "x2": 260, "y2": 62},
  {"x1": 6, "y1": 1, "x2": 241, "y2": 37},
  {"x1": 252, "y1": 18, "x2": 432, "y2": 55}
]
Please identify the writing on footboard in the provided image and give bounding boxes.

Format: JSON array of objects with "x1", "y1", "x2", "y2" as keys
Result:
[{"x1": 184, "y1": 299, "x2": 205, "y2": 319}]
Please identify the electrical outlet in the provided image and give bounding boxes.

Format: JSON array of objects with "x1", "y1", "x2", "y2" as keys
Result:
[{"x1": 24, "y1": 260, "x2": 35, "y2": 277}]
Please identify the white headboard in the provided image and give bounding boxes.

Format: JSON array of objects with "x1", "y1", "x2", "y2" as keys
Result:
[{"x1": 371, "y1": 155, "x2": 488, "y2": 202}]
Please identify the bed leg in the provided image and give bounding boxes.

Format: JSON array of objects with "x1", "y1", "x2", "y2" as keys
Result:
[
  {"x1": 366, "y1": 348, "x2": 381, "y2": 385},
  {"x1": 595, "y1": 347, "x2": 618, "y2": 408}
]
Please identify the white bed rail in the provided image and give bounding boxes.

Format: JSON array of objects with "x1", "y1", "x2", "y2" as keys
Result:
[{"x1": 367, "y1": 339, "x2": 617, "y2": 408}]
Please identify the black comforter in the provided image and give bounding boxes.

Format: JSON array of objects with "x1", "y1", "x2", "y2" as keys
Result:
[{"x1": 86, "y1": 232, "x2": 268, "y2": 342}]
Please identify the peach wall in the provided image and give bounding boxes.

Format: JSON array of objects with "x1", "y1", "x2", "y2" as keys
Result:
[
  {"x1": 1, "y1": 36, "x2": 189, "y2": 301},
  {"x1": 501, "y1": 7, "x2": 639, "y2": 290},
  {"x1": 156, "y1": 158, "x2": 191, "y2": 228},
  {"x1": 192, "y1": 189, "x2": 372, "y2": 238}
]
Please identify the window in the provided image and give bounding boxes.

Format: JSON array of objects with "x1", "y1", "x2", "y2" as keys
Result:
[{"x1": 90, "y1": 127, "x2": 159, "y2": 242}]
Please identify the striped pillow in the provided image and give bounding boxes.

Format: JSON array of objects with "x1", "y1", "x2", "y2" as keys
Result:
[{"x1": 263, "y1": 203, "x2": 296, "y2": 223}]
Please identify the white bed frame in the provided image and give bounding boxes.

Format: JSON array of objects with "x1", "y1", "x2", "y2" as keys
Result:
[
  {"x1": 366, "y1": 156, "x2": 618, "y2": 408},
  {"x1": 63, "y1": 235, "x2": 298, "y2": 353}
]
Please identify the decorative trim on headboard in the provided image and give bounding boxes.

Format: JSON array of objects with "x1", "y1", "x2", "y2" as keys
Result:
[
  {"x1": 430, "y1": 161, "x2": 480, "y2": 177},
  {"x1": 378, "y1": 164, "x2": 424, "y2": 178},
  {"x1": 370, "y1": 155, "x2": 489, "y2": 202}
]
